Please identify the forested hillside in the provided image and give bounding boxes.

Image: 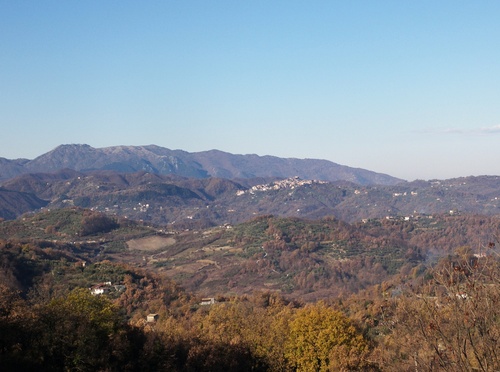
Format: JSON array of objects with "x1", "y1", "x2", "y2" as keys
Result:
[
  {"x1": 1, "y1": 208, "x2": 499, "y2": 370},
  {"x1": 2, "y1": 170, "x2": 500, "y2": 227},
  {"x1": 1, "y1": 208, "x2": 499, "y2": 299}
]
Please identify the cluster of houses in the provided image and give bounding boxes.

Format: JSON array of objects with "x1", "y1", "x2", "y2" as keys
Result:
[
  {"x1": 134, "y1": 202, "x2": 150, "y2": 212},
  {"x1": 392, "y1": 191, "x2": 419, "y2": 197},
  {"x1": 236, "y1": 176, "x2": 327, "y2": 196}
]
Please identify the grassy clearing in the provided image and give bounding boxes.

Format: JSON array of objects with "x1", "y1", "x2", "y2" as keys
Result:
[{"x1": 126, "y1": 236, "x2": 176, "y2": 251}]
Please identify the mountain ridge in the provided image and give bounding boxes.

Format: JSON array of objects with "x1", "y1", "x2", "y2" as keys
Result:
[{"x1": 0, "y1": 144, "x2": 403, "y2": 185}]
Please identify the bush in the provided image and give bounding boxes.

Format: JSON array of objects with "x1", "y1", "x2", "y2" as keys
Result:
[{"x1": 79, "y1": 213, "x2": 119, "y2": 236}]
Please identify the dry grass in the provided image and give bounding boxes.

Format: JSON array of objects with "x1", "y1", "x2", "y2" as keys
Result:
[{"x1": 126, "y1": 236, "x2": 176, "y2": 251}]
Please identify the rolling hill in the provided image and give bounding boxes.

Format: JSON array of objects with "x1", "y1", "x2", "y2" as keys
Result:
[
  {"x1": 2, "y1": 168, "x2": 500, "y2": 226},
  {"x1": 1, "y1": 208, "x2": 499, "y2": 301}
]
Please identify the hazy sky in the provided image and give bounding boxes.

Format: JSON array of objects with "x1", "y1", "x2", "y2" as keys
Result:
[{"x1": 1, "y1": 1, "x2": 500, "y2": 181}]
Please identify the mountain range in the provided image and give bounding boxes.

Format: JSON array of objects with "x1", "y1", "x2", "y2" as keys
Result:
[
  {"x1": 0, "y1": 144, "x2": 402, "y2": 185},
  {"x1": 3, "y1": 144, "x2": 500, "y2": 226}
]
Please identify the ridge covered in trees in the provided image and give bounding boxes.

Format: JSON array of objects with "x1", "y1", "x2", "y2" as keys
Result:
[{"x1": 3, "y1": 169, "x2": 500, "y2": 227}]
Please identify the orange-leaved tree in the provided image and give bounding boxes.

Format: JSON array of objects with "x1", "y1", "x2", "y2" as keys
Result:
[{"x1": 285, "y1": 301, "x2": 371, "y2": 371}]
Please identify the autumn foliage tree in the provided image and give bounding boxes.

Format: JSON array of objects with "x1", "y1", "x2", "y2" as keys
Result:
[
  {"x1": 0, "y1": 285, "x2": 37, "y2": 370},
  {"x1": 378, "y1": 246, "x2": 500, "y2": 371},
  {"x1": 285, "y1": 302, "x2": 372, "y2": 371},
  {"x1": 32, "y1": 288, "x2": 128, "y2": 371},
  {"x1": 79, "y1": 212, "x2": 118, "y2": 236}
]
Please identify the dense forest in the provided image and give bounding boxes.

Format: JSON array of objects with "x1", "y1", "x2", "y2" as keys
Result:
[{"x1": 1, "y1": 209, "x2": 499, "y2": 371}]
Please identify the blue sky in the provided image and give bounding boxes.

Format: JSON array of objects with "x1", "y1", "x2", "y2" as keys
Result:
[{"x1": 1, "y1": 1, "x2": 500, "y2": 181}]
